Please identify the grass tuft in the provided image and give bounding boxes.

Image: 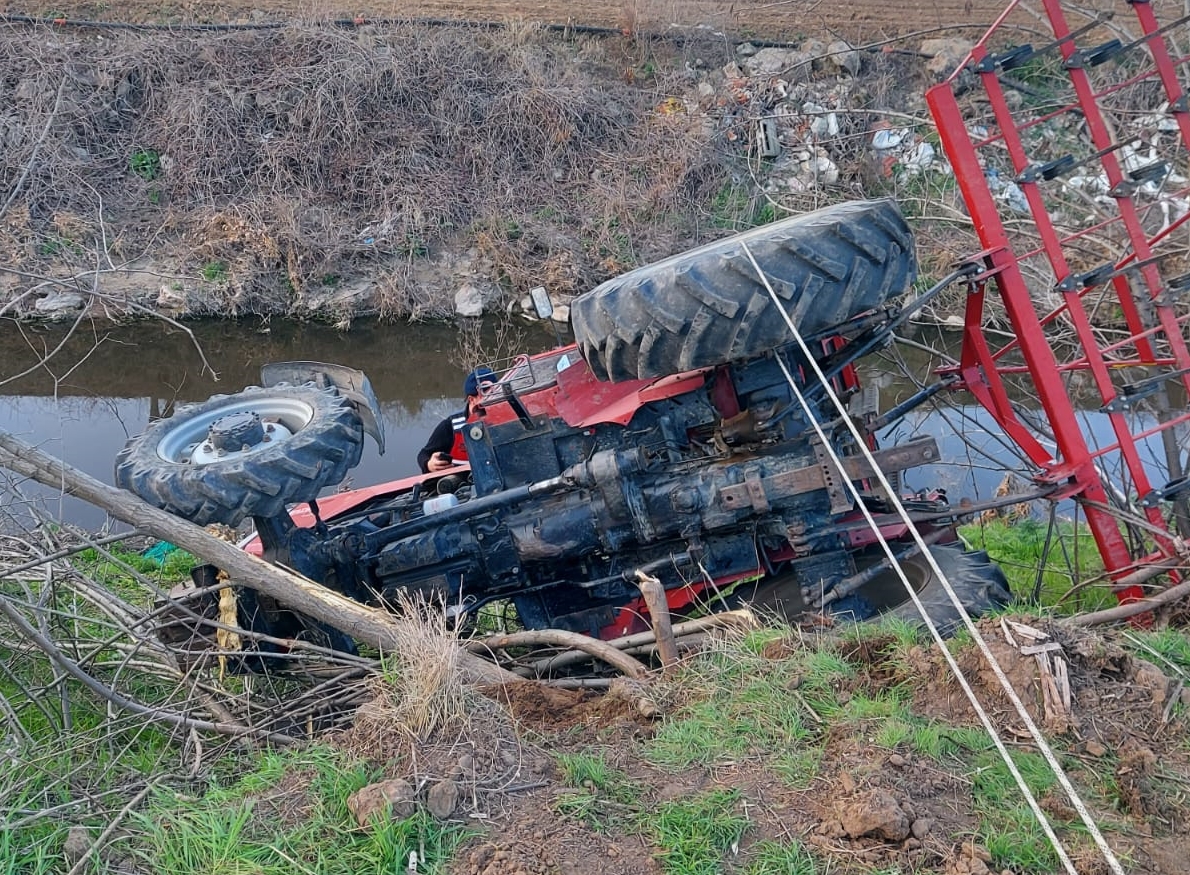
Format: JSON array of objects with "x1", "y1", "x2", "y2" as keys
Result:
[
  {"x1": 651, "y1": 788, "x2": 748, "y2": 875},
  {"x1": 741, "y1": 839, "x2": 819, "y2": 875},
  {"x1": 368, "y1": 593, "x2": 468, "y2": 741},
  {"x1": 133, "y1": 744, "x2": 469, "y2": 875}
]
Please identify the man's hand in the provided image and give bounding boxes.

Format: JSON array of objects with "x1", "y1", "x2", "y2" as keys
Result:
[{"x1": 427, "y1": 451, "x2": 454, "y2": 472}]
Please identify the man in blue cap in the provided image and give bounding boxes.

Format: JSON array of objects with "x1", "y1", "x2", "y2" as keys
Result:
[{"x1": 417, "y1": 367, "x2": 495, "y2": 473}]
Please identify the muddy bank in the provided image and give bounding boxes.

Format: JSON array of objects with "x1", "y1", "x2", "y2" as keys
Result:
[{"x1": 0, "y1": 18, "x2": 985, "y2": 325}]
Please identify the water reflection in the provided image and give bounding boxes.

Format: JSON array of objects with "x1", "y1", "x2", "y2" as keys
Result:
[
  {"x1": 0, "y1": 319, "x2": 554, "y2": 528},
  {"x1": 0, "y1": 318, "x2": 1172, "y2": 529}
]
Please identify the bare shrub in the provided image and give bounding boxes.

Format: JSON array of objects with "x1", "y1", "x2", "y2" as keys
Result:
[
  {"x1": 359, "y1": 593, "x2": 468, "y2": 741},
  {"x1": 0, "y1": 22, "x2": 726, "y2": 317}
]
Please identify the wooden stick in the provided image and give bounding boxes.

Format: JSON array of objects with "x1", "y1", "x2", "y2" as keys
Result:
[
  {"x1": 634, "y1": 571, "x2": 678, "y2": 670},
  {"x1": 1109, "y1": 557, "x2": 1183, "y2": 593},
  {"x1": 546, "y1": 678, "x2": 613, "y2": 690},
  {"x1": 0, "y1": 430, "x2": 520, "y2": 686},
  {"x1": 1069, "y1": 573, "x2": 1190, "y2": 627},
  {"x1": 524, "y1": 610, "x2": 755, "y2": 676},
  {"x1": 466, "y1": 629, "x2": 647, "y2": 679},
  {"x1": 622, "y1": 631, "x2": 710, "y2": 658}
]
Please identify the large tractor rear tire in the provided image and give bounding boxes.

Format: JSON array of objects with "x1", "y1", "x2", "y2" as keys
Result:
[{"x1": 570, "y1": 199, "x2": 917, "y2": 382}]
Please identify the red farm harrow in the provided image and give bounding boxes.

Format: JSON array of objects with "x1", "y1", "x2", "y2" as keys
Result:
[{"x1": 926, "y1": 0, "x2": 1190, "y2": 600}]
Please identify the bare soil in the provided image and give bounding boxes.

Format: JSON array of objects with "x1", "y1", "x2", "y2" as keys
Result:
[
  {"x1": 6, "y1": 0, "x2": 1013, "y2": 43},
  {"x1": 324, "y1": 620, "x2": 1190, "y2": 875}
]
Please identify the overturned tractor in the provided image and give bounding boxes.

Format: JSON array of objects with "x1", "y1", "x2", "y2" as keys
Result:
[{"x1": 116, "y1": 199, "x2": 1009, "y2": 659}]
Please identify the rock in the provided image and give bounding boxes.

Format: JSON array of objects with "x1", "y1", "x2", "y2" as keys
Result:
[
  {"x1": 888, "y1": 753, "x2": 907, "y2": 767},
  {"x1": 635, "y1": 695, "x2": 661, "y2": 719},
  {"x1": 809, "y1": 152, "x2": 839, "y2": 185},
  {"x1": 839, "y1": 771, "x2": 856, "y2": 793},
  {"x1": 454, "y1": 281, "x2": 499, "y2": 318},
  {"x1": 550, "y1": 303, "x2": 570, "y2": 324},
  {"x1": 920, "y1": 37, "x2": 974, "y2": 78},
  {"x1": 63, "y1": 825, "x2": 91, "y2": 865},
  {"x1": 298, "y1": 278, "x2": 377, "y2": 316},
  {"x1": 801, "y1": 37, "x2": 827, "y2": 71},
  {"x1": 741, "y1": 48, "x2": 810, "y2": 79},
  {"x1": 1130, "y1": 658, "x2": 1170, "y2": 704},
  {"x1": 736, "y1": 42, "x2": 759, "y2": 58},
  {"x1": 34, "y1": 291, "x2": 85, "y2": 317},
  {"x1": 911, "y1": 817, "x2": 934, "y2": 838},
  {"x1": 722, "y1": 61, "x2": 744, "y2": 80},
  {"x1": 347, "y1": 778, "x2": 416, "y2": 826},
  {"x1": 1084, "y1": 739, "x2": 1108, "y2": 757},
  {"x1": 426, "y1": 779, "x2": 459, "y2": 819},
  {"x1": 454, "y1": 753, "x2": 476, "y2": 777},
  {"x1": 157, "y1": 284, "x2": 188, "y2": 311},
  {"x1": 964, "y1": 841, "x2": 993, "y2": 862},
  {"x1": 803, "y1": 102, "x2": 838, "y2": 139},
  {"x1": 836, "y1": 789, "x2": 911, "y2": 841},
  {"x1": 827, "y1": 40, "x2": 861, "y2": 76}
]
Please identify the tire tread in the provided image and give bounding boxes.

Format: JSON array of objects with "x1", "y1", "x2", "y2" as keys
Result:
[
  {"x1": 114, "y1": 384, "x2": 364, "y2": 527},
  {"x1": 570, "y1": 199, "x2": 917, "y2": 382}
]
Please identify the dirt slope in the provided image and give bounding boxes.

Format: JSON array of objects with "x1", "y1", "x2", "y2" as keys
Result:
[{"x1": 6, "y1": 0, "x2": 1013, "y2": 42}]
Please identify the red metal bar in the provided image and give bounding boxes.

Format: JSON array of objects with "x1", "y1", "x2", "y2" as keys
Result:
[
  {"x1": 927, "y1": 80, "x2": 1136, "y2": 573},
  {"x1": 1087, "y1": 409, "x2": 1190, "y2": 462},
  {"x1": 1043, "y1": 0, "x2": 1190, "y2": 393}
]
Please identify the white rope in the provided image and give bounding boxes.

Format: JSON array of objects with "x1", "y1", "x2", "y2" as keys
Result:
[{"x1": 739, "y1": 241, "x2": 1124, "y2": 875}]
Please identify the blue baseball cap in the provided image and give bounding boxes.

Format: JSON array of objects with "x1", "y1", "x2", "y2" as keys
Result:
[{"x1": 464, "y1": 367, "x2": 496, "y2": 398}]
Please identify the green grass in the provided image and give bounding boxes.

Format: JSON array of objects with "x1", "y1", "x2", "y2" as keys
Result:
[
  {"x1": 554, "y1": 751, "x2": 639, "y2": 831},
  {"x1": 772, "y1": 748, "x2": 823, "y2": 786},
  {"x1": 651, "y1": 788, "x2": 747, "y2": 875},
  {"x1": 1125, "y1": 628, "x2": 1190, "y2": 677},
  {"x1": 0, "y1": 822, "x2": 62, "y2": 875},
  {"x1": 960, "y1": 516, "x2": 1110, "y2": 611},
  {"x1": 740, "y1": 839, "x2": 819, "y2": 875},
  {"x1": 74, "y1": 541, "x2": 197, "y2": 588},
  {"x1": 0, "y1": 717, "x2": 177, "y2": 873},
  {"x1": 968, "y1": 748, "x2": 1063, "y2": 872},
  {"x1": 133, "y1": 744, "x2": 469, "y2": 875},
  {"x1": 708, "y1": 181, "x2": 787, "y2": 230},
  {"x1": 201, "y1": 261, "x2": 229, "y2": 283},
  {"x1": 647, "y1": 636, "x2": 859, "y2": 786},
  {"x1": 557, "y1": 751, "x2": 616, "y2": 790},
  {"x1": 129, "y1": 147, "x2": 162, "y2": 181},
  {"x1": 647, "y1": 654, "x2": 817, "y2": 769}
]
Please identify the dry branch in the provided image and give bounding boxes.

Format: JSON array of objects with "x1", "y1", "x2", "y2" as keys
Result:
[
  {"x1": 524, "y1": 609, "x2": 757, "y2": 676},
  {"x1": 635, "y1": 570, "x2": 678, "y2": 669},
  {"x1": 0, "y1": 428, "x2": 519, "y2": 686},
  {"x1": 1070, "y1": 567, "x2": 1190, "y2": 627},
  {"x1": 466, "y1": 629, "x2": 647, "y2": 679}
]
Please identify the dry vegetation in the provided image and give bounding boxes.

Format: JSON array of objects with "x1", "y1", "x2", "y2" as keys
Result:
[{"x1": 0, "y1": 21, "x2": 732, "y2": 317}]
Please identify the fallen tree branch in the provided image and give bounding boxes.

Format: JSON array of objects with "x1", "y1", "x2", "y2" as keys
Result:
[
  {"x1": 524, "y1": 610, "x2": 757, "y2": 676},
  {"x1": 1069, "y1": 569, "x2": 1190, "y2": 627},
  {"x1": 467, "y1": 629, "x2": 648, "y2": 679},
  {"x1": 0, "y1": 595, "x2": 298, "y2": 745},
  {"x1": 0, "y1": 429, "x2": 520, "y2": 687}
]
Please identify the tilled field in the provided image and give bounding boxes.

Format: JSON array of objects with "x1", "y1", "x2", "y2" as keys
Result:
[{"x1": 5, "y1": 0, "x2": 1016, "y2": 42}]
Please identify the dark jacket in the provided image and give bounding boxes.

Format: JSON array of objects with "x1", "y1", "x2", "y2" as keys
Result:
[{"x1": 417, "y1": 409, "x2": 468, "y2": 473}]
